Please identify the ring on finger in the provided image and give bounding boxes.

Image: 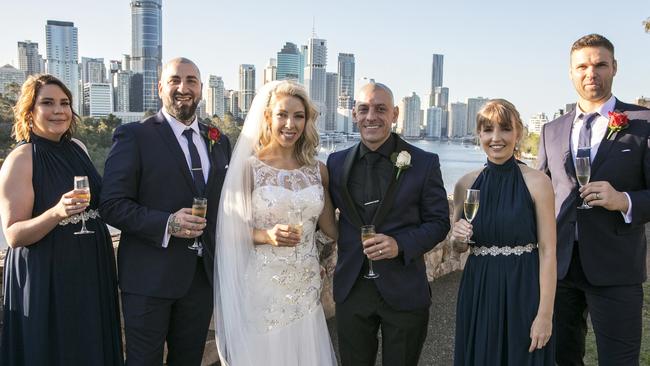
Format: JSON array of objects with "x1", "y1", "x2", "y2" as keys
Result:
[
  {"x1": 595, "y1": 193, "x2": 600, "y2": 200},
  {"x1": 379, "y1": 249, "x2": 383, "y2": 255},
  {"x1": 185, "y1": 229, "x2": 191, "y2": 236}
]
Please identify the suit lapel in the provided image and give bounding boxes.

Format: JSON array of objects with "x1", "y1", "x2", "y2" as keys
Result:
[
  {"x1": 560, "y1": 112, "x2": 578, "y2": 186},
  {"x1": 590, "y1": 99, "x2": 623, "y2": 176},
  {"x1": 371, "y1": 134, "x2": 407, "y2": 227},
  {"x1": 340, "y1": 144, "x2": 364, "y2": 228},
  {"x1": 154, "y1": 112, "x2": 198, "y2": 196},
  {"x1": 198, "y1": 123, "x2": 217, "y2": 192}
]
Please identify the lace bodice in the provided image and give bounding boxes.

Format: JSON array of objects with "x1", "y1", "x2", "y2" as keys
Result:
[{"x1": 247, "y1": 156, "x2": 325, "y2": 332}]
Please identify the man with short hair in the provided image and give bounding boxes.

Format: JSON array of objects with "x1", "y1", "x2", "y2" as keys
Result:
[
  {"x1": 100, "y1": 57, "x2": 231, "y2": 365},
  {"x1": 327, "y1": 82, "x2": 450, "y2": 366},
  {"x1": 538, "y1": 34, "x2": 650, "y2": 365}
]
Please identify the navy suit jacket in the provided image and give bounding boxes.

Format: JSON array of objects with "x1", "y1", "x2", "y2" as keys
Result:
[
  {"x1": 99, "y1": 111, "x2": 231, "y2": 299},
  {"x1": 538, "y1": 100, "x2": 650, "y2": 286},
  {"x1": 327, "y1": 134, "x2": 450, "y2": 311}
]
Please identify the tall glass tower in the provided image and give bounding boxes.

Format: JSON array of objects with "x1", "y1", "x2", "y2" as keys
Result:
[
  {"x1": 130, "y1": 0, "x2": 162, "y2": 112},
  {"x1": 45, "y1": 20, "x2": 79, "y2": 112},
  {"x1": 276, "y1": 42, "x2": 301, "y2": 81}
]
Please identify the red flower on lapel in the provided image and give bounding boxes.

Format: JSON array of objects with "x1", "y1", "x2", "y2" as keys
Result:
[
  {"x1": 200, "y1": 121, "x2": 222, "y2": 152},
  {"x1": 606, "y1": 111, "x2": 629, "y2": 140}
]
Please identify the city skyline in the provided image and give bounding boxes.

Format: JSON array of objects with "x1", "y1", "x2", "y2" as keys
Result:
[{"x1": 0, "y1": 0, "x2": 649, "y2": 123}]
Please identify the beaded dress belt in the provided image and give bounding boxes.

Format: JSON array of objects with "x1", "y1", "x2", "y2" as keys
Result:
[
  {"x1": 470, "y1": 243, "x2": 538, "y2": 256},
  {"x1": 58, "y1": 209, "x2": 100, "y2": 226}
]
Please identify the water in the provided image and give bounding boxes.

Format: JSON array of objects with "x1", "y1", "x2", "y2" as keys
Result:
[{"x1": 0, "y1": 140, "x2": 487, "y2": 251}]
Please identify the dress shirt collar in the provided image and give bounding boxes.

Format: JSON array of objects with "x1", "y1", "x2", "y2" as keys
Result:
[
  {"x1": 572, "y1": 95, "x2": 616, "y2": 124},
  {"x1": 162, "y1": 109, "x2": 200, "y2": 139}
]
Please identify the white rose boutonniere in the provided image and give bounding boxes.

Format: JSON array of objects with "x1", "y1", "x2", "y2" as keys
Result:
[{"x1": 391, "y1": 150, "x2": 412, "y2": 180}]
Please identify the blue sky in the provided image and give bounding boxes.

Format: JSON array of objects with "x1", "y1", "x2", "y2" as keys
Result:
[{"x1": 1, "y1": 0, "x2": 649, "y2": 122}]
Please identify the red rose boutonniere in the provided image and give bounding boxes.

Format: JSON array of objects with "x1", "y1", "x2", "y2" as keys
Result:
[
  {"x1": 606, "y1": 111, "x2": 629, "y2": 140},
  {"x1": 200, "y1": 122, "x2": 222, "y2": 152}
]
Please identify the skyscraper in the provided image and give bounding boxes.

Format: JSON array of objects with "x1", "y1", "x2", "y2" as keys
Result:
[
  {"x1": 449, "y1": 102, "x2": 468, "y2": 138},
  {"x1": 276, "y1": 42, "x2": 301, "y2": 81},
  {"x1": 325, "y1": 72, "x2": 339, "y2": 131},
  {"x1": 83, "y1": 83, "x2": 113, "y2": 117},
  {"x1": 113, "y1": 70, "x2": 131, "y2": 112},
  {"x1": 465, "y1": 97, "x2": 489, "y2": 135},
  {"x1": 239, "y1": 64, "x2": 255, "y2": 119},
  {"x1": 45, "y1": 20, "x2": 80, "y2": 111},
  {"x1": 528, "y1": 113, "x2": 549, "y2": 135},
  {"x1": 17, "y1": 41, "x2": 44, "y2": 76},
  {"x1": 299, "y1": 45, "x2": 308, "y2": 83},
  {"x1": 424, "y1": 107, "x2": 443, "y2": 138},
  {"x1": 337, "y1": 53, "x2": 355, "y2": 109},
  {"x1": 206, "y1": 75, "x2": 225, "y2": 118},
  {"x1": 131, "y1": 0, "x2": 162, "y2": 112},
  {"x1": 304, "y1": 37, "x2": 327, "y2": 131},
  {"x1": 263, "y1": 58, "x2": 277, "y2": 85},
  {"x1": 434, "y1": 86, "x2": 449, "y2": 137},
  {"x1": 431, "y1": 54, "x2": 444, "y2": 94},
  {"x1": 402, "y1": 92, "x2": 422, "y2": 138},
  {"x1": 81, "y1": 57, "x2": 106, "y2": 85}
]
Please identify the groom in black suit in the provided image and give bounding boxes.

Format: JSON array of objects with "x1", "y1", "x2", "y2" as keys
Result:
[
  {"x1": 538, "y1": 34, "x2": 650, "y2": 365},
  {"x1": 327, "y1": 82, "x2": 450, "y2": 366},
  {"x1": 100, "y1": 58, "x2": 231, "y2": 365}
]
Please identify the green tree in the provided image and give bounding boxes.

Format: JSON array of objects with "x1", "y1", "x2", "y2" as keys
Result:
[
  {"x1": 206, "y1": 112, "x2": 242, "y2": 146},
  {"x1": 3, "y1": 82, "x2": 21, "y2": 103},
  {"x1": 644, "y1": 17, "x2": 650, "y2": 33},
  {"x1": 75, "y1": 115, "x2": 122, "y2": 174}
]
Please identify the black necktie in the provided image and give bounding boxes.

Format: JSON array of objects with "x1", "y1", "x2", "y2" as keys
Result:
[
  {"x1": 577, "y1": 113, "x2": 598, "y2": 158},
  {"x1": 182, "y1": 129, "x2": 206, "y2": 195},
  {"x1": 364, "y1": 152, "x2": 381, "y2": 223}
]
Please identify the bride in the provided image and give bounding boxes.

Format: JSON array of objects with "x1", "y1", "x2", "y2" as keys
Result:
[{"x1": 214, "y1": 80, "x2": 338, "y2": 366}]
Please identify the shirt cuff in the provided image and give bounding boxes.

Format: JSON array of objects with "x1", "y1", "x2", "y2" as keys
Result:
[
  {"x1": 162, "y1": 215, "x2": 172, "y2": 248},
  {"x1": 621, "y1": 192, "x2": 632, "y2": 224}
]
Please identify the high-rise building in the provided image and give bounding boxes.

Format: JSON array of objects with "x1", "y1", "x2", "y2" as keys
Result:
[
  {"x1": 466, "y1": 97, "x2": 489, "y2": 135},
  {"x1": 424, "y1": 107, "x2": 443, "y2": 138},
  {"x1": 528, "y1": 112, "x2": 549, "y2": 135},
  {"x1": 449, "y1": 102, "x2": 468, "y2": 138},
  {"x1": 299, "y1": 44, "x2": 308, "y2": 83},
  {"x1": 263, "y1": 58, "x2": 277, "y2": 85},
  {"x1": 336, "y1": 107, "x2": 353, "y2": 134},
  {"x1": 45, "y1": 20, "x2": 80, "y2": 111},
  {"x1": 337, "y1": 53, "x2": 355, "y2": 110},
  {"x1": 131, "y1": 0, "x2": 162, "y2": 112},
  {"x1": 83, "y1": 83, "x2": 113, "y2": 117},
  {"x1": 0, "y1": 64, "x2": 26, "y2": 96},
  {"x1": 402, "y1": 92, "x2": 422, "y2": 138},
  {"x1": 304, "y1": 37, "x2": 327, "y2": 131},
  {"x1": 81, "y1": 57, "x2": 106, "y2": 84},
  {"x1": 325, "y1": 72, "x2": 339, "y2": 131},
  {"x1": 434, "y1": 86, "x2": 449, "y2": 137},
  {"x1": 17, "y1": 41, "x2": 44, "y2": 76},
  {"x1": 228, "y1": 90, "x2": 241, "y2": 118},
  {"x1": 197, "y1": 99, "x2": 207, "y2": 119},
  {"x1": 276, "y1": 42, "x2": 301, "y2": 81},
  {"x1": 206, "y1": 75, "x2": 225, "y2": 118},
  {"x1": 239, "y1": 64, "x2": 255, "y2": 119},
  {"x1": 430, "y1": 54, "x2": 444, "y2": 94},
  {"x1": 129, "y1": 73, "x2": 143, "y2": 112},
  {"x1": 113, "y1": 70, "x2": 131, "y2": 112}
]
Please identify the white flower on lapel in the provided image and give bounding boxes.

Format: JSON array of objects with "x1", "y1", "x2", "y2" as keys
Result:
[{"x1": 391, "y1": 150, "x2": 412, "y2": 180}]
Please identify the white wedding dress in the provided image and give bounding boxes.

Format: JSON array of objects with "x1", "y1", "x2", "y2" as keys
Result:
[{"x1": 239, "y1": 156, "x2": 336, "y2": 365}]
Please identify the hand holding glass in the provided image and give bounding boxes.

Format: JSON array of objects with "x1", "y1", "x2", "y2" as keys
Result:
[
  {"x1": 189, "y1": 197, "x2": 207, "y2": 251},
  {"x1": 287, "y1": 209, "x2": 303, "y2": 260},
  {"x1": 463, "y1": 189, "x2": 480, "y2": 243},
  {"x1": 361, "y1": 225, "x2": 379, "y2": 279},
  {"x1": 73, "y1": 176, "x2": 94, "y2": 235},
  {"x1": 575, "y1": 157, "x2": 592, "y2": 210}
]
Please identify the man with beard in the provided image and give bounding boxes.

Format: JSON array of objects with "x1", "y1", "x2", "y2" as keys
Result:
[{"x1": 100, "y1": 57, "x2": 231, "y2": 365}]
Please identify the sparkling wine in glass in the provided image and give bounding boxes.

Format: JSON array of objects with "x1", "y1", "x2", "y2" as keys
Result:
[
  {"x1": 189, "y1": 197, "x2": 207, "y2": 251},
  {"x1": 464, "y1": 189, "x2": 480, "y2": 243},
  {"x1": 361, "y1": 225, "x2": 379, "y2": 279},
  {"x1": 287, "y1": 209, "x2": 303, "y2": 260},
  {"x1": 73, "y1": 176, "x2": 94, "y2": 235},
  {"x1": 575, "y1": 156, "x2": 592, "y2": 210}
]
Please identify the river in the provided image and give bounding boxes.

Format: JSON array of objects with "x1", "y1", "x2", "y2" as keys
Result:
[{"x1": 0, "y1": 140, "x2": 488, "y2": 250}]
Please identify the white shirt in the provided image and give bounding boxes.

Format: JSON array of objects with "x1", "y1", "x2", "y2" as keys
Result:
[
  {"x1": 571, "y1": 95, "x2": 632, "y2": 223},
  {"x1": 161, "y1": 109, "x2": 211, "y2": 248}
]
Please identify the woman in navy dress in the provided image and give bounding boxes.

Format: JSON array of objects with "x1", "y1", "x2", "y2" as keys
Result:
[
  {"x1": 0, "y1": 75, "x2": 123, "y2": 365},
  {"x1": 451, "y1": 99, "x2": 556, "y2": 365}
]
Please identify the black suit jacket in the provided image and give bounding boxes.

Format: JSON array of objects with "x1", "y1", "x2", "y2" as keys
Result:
[
  {"x1": 327, "y1": 134, "x2": 450, "y2": 311},
  {"x1": 538, "y1": 100, "x2": 650, "y2": 285},
  {"x1": 99, "y1": 111, "x2": 231, "y2": 298}
]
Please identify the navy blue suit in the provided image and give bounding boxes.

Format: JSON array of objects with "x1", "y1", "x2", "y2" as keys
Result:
[
  {"x1": 327, "y1": 134, "x2": 449, "y2": 365},
  {"x1": 538, "y1": 100, "x2": 650, "y2": 365},
  {"x1": 100, "y1": 111, "x2": 231, "y2": 365}
]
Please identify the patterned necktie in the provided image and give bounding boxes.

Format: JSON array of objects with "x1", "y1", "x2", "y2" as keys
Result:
[
  {"x1": 182, "y1": 129, "x2": 206, "y2": 195},
  {"x1": 577, "y1": 113, "x2": 598, "y2": 158}
]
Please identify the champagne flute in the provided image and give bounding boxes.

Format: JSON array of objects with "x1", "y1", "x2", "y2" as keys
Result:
[
  {"x1": 361, "y1": 225, "x2": 379, "y2": 279},
  {"x1": 575, "y1": 156, "x2": 592, "y2": 210},
  {"x1": 189, "y1": 197, "x2": 207, "y2": 251},
  {"x1": 464, "y1": 189, "x2": 480, "y2": 243},
  {"x1": 287, "y1": 209, "x2": 303, "y2": 260},
  {"x1": 73, "y1": 176, "x2": 94, "y2": 235}
]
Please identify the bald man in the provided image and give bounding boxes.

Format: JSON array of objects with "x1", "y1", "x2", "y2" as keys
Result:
[{"x1": 100, "y1": 57, "x2": 231, "y2": 365}]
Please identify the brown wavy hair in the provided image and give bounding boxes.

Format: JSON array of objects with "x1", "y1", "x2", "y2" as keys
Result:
[
  {"x1": 12, "y1": 74, "x2": 79, "y2": 142},
  {"x1": 258, "y1": 81, "x2": 320, "y2": 166}
]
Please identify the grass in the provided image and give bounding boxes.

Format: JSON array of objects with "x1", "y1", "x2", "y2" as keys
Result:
[{"x1": 584, "y1": 281, "x2": 650, "y2": 365}]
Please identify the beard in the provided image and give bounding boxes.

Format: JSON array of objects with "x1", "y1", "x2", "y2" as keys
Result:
[{"x1": 163, "y1": 93, "x2": 199, "y2": 123}]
